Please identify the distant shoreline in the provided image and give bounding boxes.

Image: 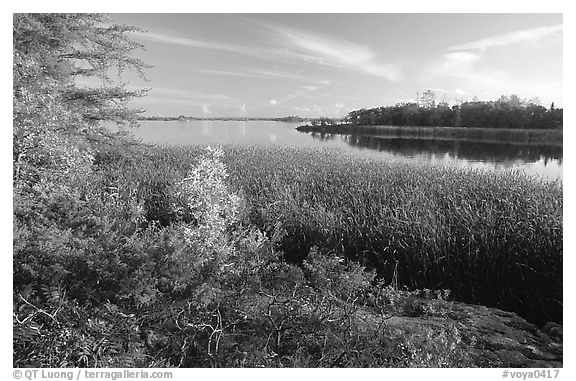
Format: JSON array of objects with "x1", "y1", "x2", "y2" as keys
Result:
[
  {"x1": 139, "y1": 116, "x2": 343, "y2": 123},
  {"x1": 296, "y1": 124, "x2": 563, "y2": 146}
]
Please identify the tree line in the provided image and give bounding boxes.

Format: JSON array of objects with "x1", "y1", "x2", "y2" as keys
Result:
[{"x1": 345, "y1": 92, "x2": 563, "y2": 130}]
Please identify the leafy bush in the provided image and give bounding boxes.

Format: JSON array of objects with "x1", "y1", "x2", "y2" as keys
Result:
[{"x1": 14, "y1": 143, "x2": 479, "y2": 367}]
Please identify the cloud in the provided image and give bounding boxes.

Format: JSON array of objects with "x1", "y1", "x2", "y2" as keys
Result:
[
  {"x1": 312, "y1": 105, "x2": 323, "y2": 116},
  {"x1": 133, "y1": 31, "x2": 249, "y2": 55},
  {"x1": 133, "y1": 29, "x2": 344, "y2": 71},
  {"x1": 449, "y1": 24, "x2": 562, "y2": 52},
  {"x1": 331, "y1": 103, "x2": 346, "y2": 116},
  {"x1": 268, "y1": 47, "x2": 343, "y2": 68},
  {"x1": 141, "y1": 87, "x2": 233, "y2": 108},
  {"x1": 439, "y1": 52, "x2": 481, "y2": 70},
  {"x1": 292, "y1": 103, "x2": 344, "y2": 117},
  {"x1": 261, "y1": 26, "x2": 401, "y2": 81},
  {"x1": 422, "y1": 51, "x2": 561, "y2": 105},
  {"x1": 274, "y1": 80, "x2": 333, "y2": 104},
  {"x1": 134, "y1": 25, "x2": 401, "y2": 81},
  {"x1": 269, "y1": 99, "x2": 278, "y2": 105},
  {"x1": 249, "y1": 69, "x2": 312, "y2": 81},
  {"x1": 425, "y1": 52, "x2": 507, "y2": 90},
  {"x1": 201, "y1": 105, "x2": 212, "y2": 115},
  {"x1": 192, "y1": 68, "x2": 318, "y2": 82},
  {"x1": 419, "y1": 22, "x2": 562, "y2": 105},
  {"x1": 150, "y1": 87, "x2": 231, "y2": 101},
  {"x1": 240, "y1": 104, "x2": 247, "y2": 114},
  {"x1": 193, "y1": 69, "x2": 270, "y2": 79},
  {"x1": 425, "y1": 27, "x2": 561, "y2": 102}
]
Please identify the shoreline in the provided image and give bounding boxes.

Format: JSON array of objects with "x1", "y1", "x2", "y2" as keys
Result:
[
  {"x1": 296, "y1": 124, "x2": 563, "y2": 146},
  {"x1": 138, "y1": 117, "x2": 343, "y2": 123}
]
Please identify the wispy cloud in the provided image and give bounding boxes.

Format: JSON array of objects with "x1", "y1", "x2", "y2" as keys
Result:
[
  {"x1": 276, "y1": 80, "x2": 332, "y2": 104},
  {"x1": 418, "y1": 24, "x2": 562, "y2": 104},
  {"x1": 302, "y1": 85, "x2": 321, "y2": 91},
  {"x1": 421, "y1": 50, "x2": 561, "y2": 104},
  {"x1": 267, "y1": 47, "x2": 343, "y2": 68},
  {"x1": 249, "y1": 69, "x2": 312, "y2": 81},
  {"x1": 190, "y1": 67, "x2": 332, "y2": 90},
  {"x1": 426, "y1": 52, "x2": 508, "y2": 91},
  {"x1": 274, "y1": 28, "x2": 401, "y2": 81},
  {"x1": 201, "y1": 105, "x2": 212, "y2": 115},
  {"x1": 133, "y1": 26, "x2": 400, "y2": 81},
  {"x1": 439, "y1": 52, "x2": 481, "y2": 70},
  {"x1": 192, "y1": 68, "x2": 269, "y2": 79},
  {"x1": 132, "y1": 30, "x2": 338, "y2": 70},
  {"x1": 132, "y1": 31, "x2": 250, "y2": 55},
  {"x1": 331, "y1": 103, "x2": 346, "y2": 116},
  {"x1": 449, "y1": 24, "x2": 562, "y2": 52},
  {"x1": 143, "y1": 87, "x2": 232, "y2": 106},
  {"x1": 237, "y1": 15, "x2": 401, "y2": 80}
]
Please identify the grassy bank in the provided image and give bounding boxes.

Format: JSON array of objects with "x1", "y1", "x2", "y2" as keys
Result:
[
  {"x1": 224, "y1": 146, "x2": 563, "y2": 326},
  {"x1": 296, "y1": 124, "x2": 563, "y2": 146},
  {"x1": 92, "y1": 144, "x2": 562, "y2": 325},
  {"x1": 13, "y1": 141, "x2": 562, "y2": 367}
]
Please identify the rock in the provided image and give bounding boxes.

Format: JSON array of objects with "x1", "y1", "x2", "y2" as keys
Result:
[
  {"x1": 543, "y1": 322, "x2": 562, "y2": 340},
  {"x1": 378, "y1": 299, "x2": 562, "y2": 367}
]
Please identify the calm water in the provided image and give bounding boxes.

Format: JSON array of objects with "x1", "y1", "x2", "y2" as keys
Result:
[{"x1": 129, "y1": 120, "x2": 563, "y2": 181}]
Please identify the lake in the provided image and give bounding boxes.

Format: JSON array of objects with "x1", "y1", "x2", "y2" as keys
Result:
[{"x1": 129, "y1": 120, "x2": 563, "y2": 181}]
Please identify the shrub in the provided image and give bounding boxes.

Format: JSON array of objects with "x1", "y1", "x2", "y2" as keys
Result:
[{"x1": 14, "y1": 142, "x2": 557, "y2": 367}]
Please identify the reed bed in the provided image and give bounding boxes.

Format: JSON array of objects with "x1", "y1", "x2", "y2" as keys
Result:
[
  {"x1": 223, "y1": 146, "x2": 562, "y2": 325},
  {"x1": 107, "y1": 144, "x2": 562, "y2": 325}
]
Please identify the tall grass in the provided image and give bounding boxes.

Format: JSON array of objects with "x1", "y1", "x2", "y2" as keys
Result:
[
  {"x1": 100, "y1": 144, "x2": 563, "y2": 325},
  {"x1": 225, "y1": 146, "x2": 562, "y2": 325}
]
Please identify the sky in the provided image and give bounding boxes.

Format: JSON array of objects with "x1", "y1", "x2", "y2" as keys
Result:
[{"x1": 107, "y1": 13, "x2": 563, "y2": 118}]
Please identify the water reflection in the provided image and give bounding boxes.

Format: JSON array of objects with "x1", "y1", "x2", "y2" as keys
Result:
[
  {"x1": 133, "y1": 120, "x2": 308, "y2": 146},
  {"x1": 126, "y1": 121, "x2": 562, "y2": 181},
  {"x1": 308, "y1": 132, "x2": 563, "y2": 180},
  {"x1": 317, "y1": 133, "x2": 564, "y2": 163}
]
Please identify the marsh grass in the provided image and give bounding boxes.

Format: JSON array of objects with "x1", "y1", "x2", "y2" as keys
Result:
[
  {"x1": 14, "y1": 141, "x2": 562, "y2": 367},
  {"x1": 97, "y1": 144, "x2": 562, "y2": 325}
]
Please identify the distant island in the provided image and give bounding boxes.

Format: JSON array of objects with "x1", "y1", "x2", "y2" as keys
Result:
[
  {"x1": 305, "y1": 94, "x2": 563, "y2": 130},
  {"x1": 139, "y1": 115, "x2": 344, "y2": 123}
]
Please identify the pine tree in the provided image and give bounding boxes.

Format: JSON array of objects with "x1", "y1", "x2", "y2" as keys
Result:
[{"x1": 13, "y1": 13, "x2": 150, "y2": 184}]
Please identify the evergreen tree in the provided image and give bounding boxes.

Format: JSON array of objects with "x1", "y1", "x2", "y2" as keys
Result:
[{"x1": 13, "y1": 14, "x2": 150, "y2": 183}]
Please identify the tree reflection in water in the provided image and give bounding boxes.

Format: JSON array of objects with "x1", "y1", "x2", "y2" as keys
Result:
[{"x1": 309, "y1": 131, "x2": 562, "y2": 165}]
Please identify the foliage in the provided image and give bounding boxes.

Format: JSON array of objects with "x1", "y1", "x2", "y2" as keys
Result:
[
  {"x1": 14, "y1": 143, "x2": 478, "y2": 367},
  {"x1": 13, "y1": 13, "x2": 149, "y2": 193},
  {"x1": 13, "y1": 13, "x2": 148, "y2": 128},
  {"x1": 37, "y1": 143, "x2": 560, "y2": 327},
  {"x1": 13, "y1": 13, "x2": 561, "y2": 368},
  {"x1": 345, "y1": 92, "x2": 562, "y2": 129},
  {"x1": 221, "y1": 146, "x2": 562, "y2": 326}
]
